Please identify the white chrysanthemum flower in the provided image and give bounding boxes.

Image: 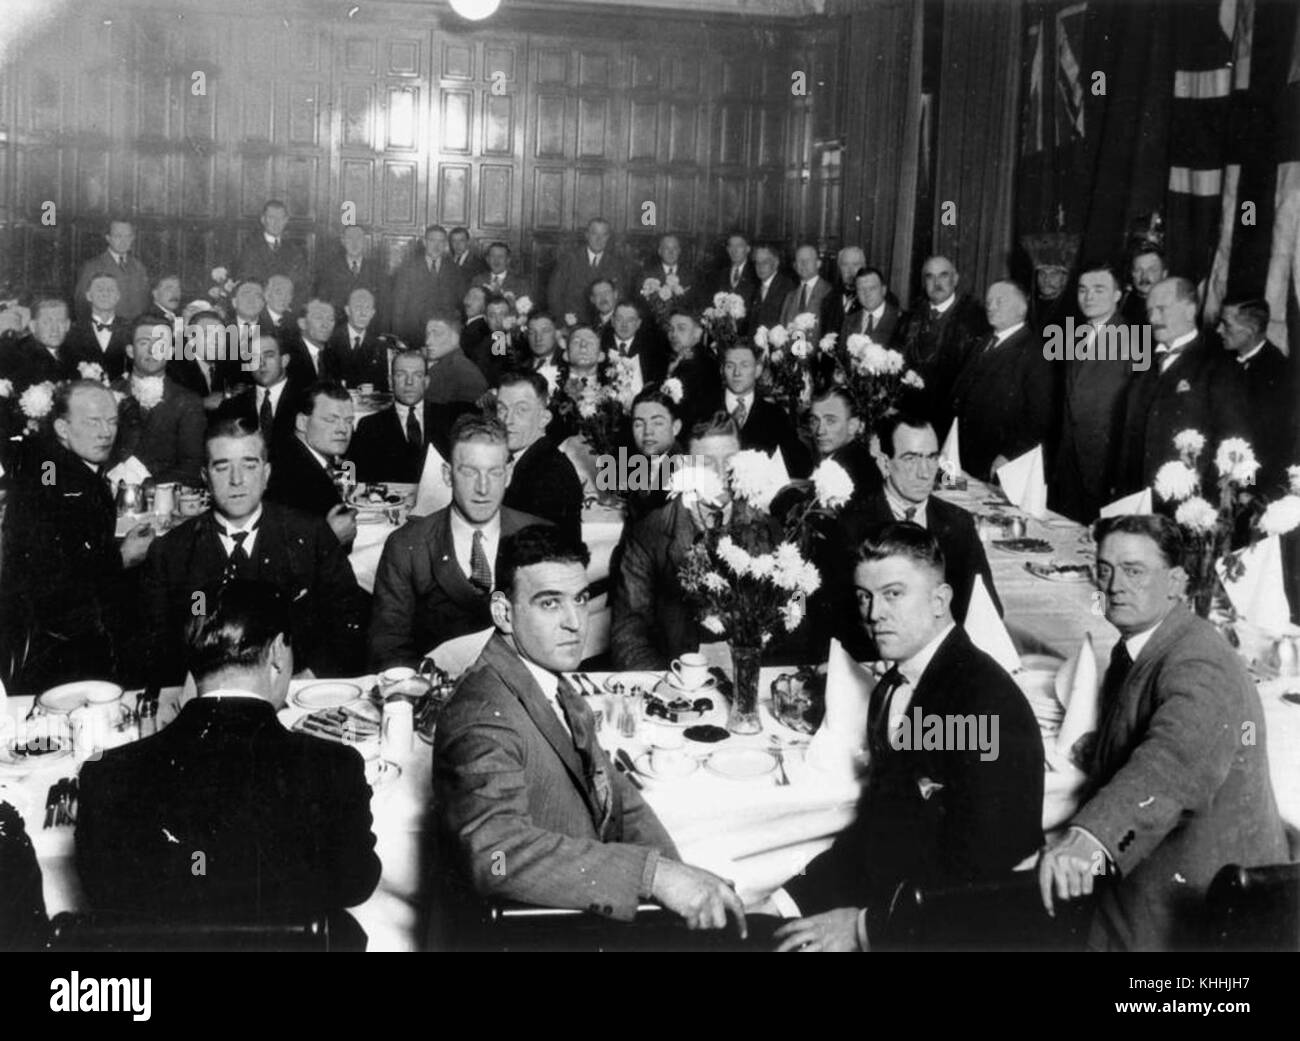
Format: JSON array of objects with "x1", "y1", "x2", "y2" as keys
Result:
[
  {"x1": 702, "y1": 571, "x2": 730, "y2": 594},
  {"x1": 577, "y1": 399, "x2": 598, "y2": 420},
  {"x1": 657, "y1": 285, "x2": 673, "y2": 302},
  {"x1": 753, "y1": 326, "x2": 769, "y2": 350},
  {"x1": 130, "y1": 375, "x2": 165, "y2": 411},
  {"x1": 1259, "y1": 495, "x2": 1300, "y2": 536},
  {"x1": 0, "y1": 378, "x2": 12, "y2": 398},
  {"x1": 901, "y1": 369, "x2": 926, "y2": 390},
  {"x1": 845, "y1": 333, "x2": 873, "y2": 360},
  {"x1": 767, "y1": 324, "x2": 789, "y2": 348},
  {"x1": 774, "y1": 540, "x2": 804, "y2": 574},
  {"x1": 77, "y1": 361, "x2": 105, "y2": 383},
  {"x1": 780, "y1": 597, "x2": 804, "y2": 632},
  {"x1": 723, "y1": 293, "x2": 747, "y2": 320},
  {"x1": 667, "y1": 463, "x2": 725, "y2": 508},
  {"x1": 798, "y1": 562, "x2": 822, "y2": 597},
  {"x1": 1153, "y1": 460, "x2": 1200, "y2": 502},
  {"x1": 702, "y1": 614, "x2": 726, "y2": 635},
  {"x1": 748, "y1": 553, "x2": 777, "y2": 580},
  {"x1": 665, "y1": 273, "x2": 682, "y2": 290},
  {"x1": 18, "y1": 381, "x2": 54, "y2": 419},
  {"x1": 514, "y1": 295, "x2": 533, "y2": 316},
  {"x1": 790, "y1": 339, "x2": 810, "y2": 360},
  {"x1": 564, "y1": 312, "x2": 578, "y2": 327},
  {"x1": 1289, "y1": 465, "x2": 1300, "y2": 496},
  {"x1": 716, "y1": 535, "x2": 754, "y2": 576},
  {"x1": 1174, "y1": 496, "x2": 1218, "y2": 534},
  {"x1": 712, "y1": 292, "x2": 729, "y2": 310},
  {"x1": 769, "y1": 348, "x2": 784, "y2": 365},
  {"x1": 728, "y1": 449, "x2": 783, "y2": 512},
  {"x1": 641, "y1": 278, "x2": 662, "y2": 297},
  {"x1": 790, "y1": 312, "x2": 817, "y2": 334},
  {"x1": 812, "y1": 459, "x2": 855, "y2": 509},
  {"x1": 1214, "y1": 437, "x2": 1260, "y2": 486},
  {"x1": 1173, "y1": 429, "x2": 1205, "y2": 459},
  {"x1": 818, "y1": 333, "x2": 838, "y2": 352},
  {"x1": 211, "y1": 266, "x2": 228, "y2": 282},
  {"x1": 660, "y1": 377, "x2": 684, "y2": 404}
]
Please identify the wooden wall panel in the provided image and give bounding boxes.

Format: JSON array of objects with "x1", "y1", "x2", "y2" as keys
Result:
[{"x1": 0, "y1": 1, "x2": 827, "y2": 301}]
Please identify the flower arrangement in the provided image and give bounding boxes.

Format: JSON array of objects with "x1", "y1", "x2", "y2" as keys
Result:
[
  {"x1": 700, "y1": 292, "x2": 747, "y2": 354},
  {"x1": 127, "y1": 374, "x2": 166, "y2": 411},
  {"x1": 207, "y1": 266, "x2": 236, "y2": 317},
  {"x1": 514, "y1": 295, "x2": 534, "y2": 319},
  {"x1": 836, "y1": 333, "x2": 925, "y2": 434},
  {"x1": 552, "y1": 351, "x2": 640, "y2": 461},
  {"x1": 18, "y1": 381, "x2": 54, "y2": 434},
  {"x1": 753, "y1": 320, "x2": 829, "y2": 416},
  {"x1": 1156, "y1": 430, "x2": 1300, "y2": 617},
  {"x1": 640, "y1": 274, "x2": 687, "y2": 332}
]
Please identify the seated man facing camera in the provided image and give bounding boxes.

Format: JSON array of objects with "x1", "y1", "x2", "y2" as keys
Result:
[
  {"x1": 774, "y1": 525, "x2": 1043, "y2": 951},
  {"x1": 76, "y1": 580, "x2": 380, "y2": 946},
  {"x1": 432, "y1": 525, "x2": 748, "y2": 948}
]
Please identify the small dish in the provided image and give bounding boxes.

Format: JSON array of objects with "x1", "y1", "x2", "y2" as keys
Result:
[
  {"x1": 706, "y1": 746, "x2": 779, "y2": 781},
  {"x1": 602, "y1": 672, "x2": 663, "y2": 695},
  {"x1": 290, "y1": 682, "x2": 363, "y2": 711},
  {"x1": 633, "y1": 750, "x2": 698, "y2": 783}
]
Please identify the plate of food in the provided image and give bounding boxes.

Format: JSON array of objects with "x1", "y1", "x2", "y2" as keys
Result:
[
  {"x1": 642, "y1": 684, "x2": 718, "y2": 726},
  {"x1": 290, "y1": 681, "x2": 364, "y2": 711},
  {"x1": 1025, "y1": 560, "x2": 1095, "y2": 583},
  {"x1": 992, "y1": 537, "x2": 1054, "y2": 555},
  {"x1": 290, "y1": 706, "x2": 380, "y2": 749}
]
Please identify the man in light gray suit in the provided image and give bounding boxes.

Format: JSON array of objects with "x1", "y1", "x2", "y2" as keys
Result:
[
  {"x1": 1038, "y1": 514, "x2": 1287, "y2": 950},
  {"x1": 433, "y1": 524, "x2": 746, "y2": 946},
  {"x1": 778, "y1": 244, "x2": 832, "y2": 337}
]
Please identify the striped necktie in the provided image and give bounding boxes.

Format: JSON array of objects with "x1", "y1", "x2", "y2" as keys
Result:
[{"x1": 555, "y1": 677, "x2": 614, "y2": 838}]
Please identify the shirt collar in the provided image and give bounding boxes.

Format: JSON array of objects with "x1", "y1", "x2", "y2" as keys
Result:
[
  {"x1": 994, "y1": 321, "x2": 1026, "y2": 346},
  {"x1": 587, "y1": 249, "x2": 603, "y2": 265},
  {"x1": 1123, "y1": 622, "x2": 1162, "y2": 662},
  {"x1": 1237, "y1": 340, "x2": 1267, "y2": 364},
  {"x1": 519, "y1": 655, "x2": 560, "y2": 702},
  {"x1": 931, "y1": 294, "x2": 956, "y2": 315},
  {"x1": 896, "y1": 622, "x2": 957, "y2": 686},
  {"x1": 449, "y1": 504, "x2": 502, "y2": 543},
  {"x1": 395, "y1": 400, "x2": 422, "y2": 423},
  {"x1": 724, "y1": 389, "x2": 753, "y2": 412},
  {"x1": 200, "y1": 688, "x2": 264, "y2": 700},
  {"x1": 869, "y1": 302, "x2": 886, "y2": 320},
  {"x1": 301, "y1": 438, "x2": 333, "y2": 470},
  {"x1": 263, "y1": 232, "x2": 279, "y2": 247},
  {"x1": 802, "y1": 275, "x2": 819, "y2": 289},
  {"x1": 1156, "y1": 330, "x2": 1198, "y2": 353},
  {"x1": 884, "y1": 481, "x2": 927, "y2": 521},
  {"x1": 217, "y1": 504, "x2": 263, "y2": 536}
]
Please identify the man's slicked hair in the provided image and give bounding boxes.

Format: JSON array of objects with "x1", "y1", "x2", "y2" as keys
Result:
[
  {"x1": 496, "y1": 524, "x2": 589, "y2": 598},
  {"x1": 857, "y1": 522, "x2": 947, "y2": 582},
  {"x1": 1094, "y1": 513, "x2": 1185, "y2": 570},
  {"x1": 296, "y1": 379, "x2": 352, "y2": 417},
  {"x1": 875, "y1": 409, "x2": 934, "y2": 458},
  {"x1": 449, "y1": 411, "x2": 509, "y2": 452},
  {"x1": 184, "y1": 579, "x2": 291, "y2": 682},
  {"x1": 204, "y1": 411, "x2": 268, "y2": 461},
  {"x1": 497, "y1": 369, "x2": 550, "y2": 407}
]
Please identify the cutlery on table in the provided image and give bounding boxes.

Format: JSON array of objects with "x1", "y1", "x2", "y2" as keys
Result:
[
  {"x1": 613, "y1": 757, "x2": 644, "y2": 790},
  {"x1": 43, "y1": 782, "x2": 59, "y2": 829},
  {"x1": 615, "y1": 747, "x2": 641, "y2": 777}
]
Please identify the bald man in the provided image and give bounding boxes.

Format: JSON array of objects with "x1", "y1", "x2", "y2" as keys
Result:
[
  {"x1": 820, "y1": 245, "x2": 868, "y2": 337},
  {"x1": 898, "y1": 255, "x2": 988, "y2": 440},
  {"x1": 950, "y1": 281, "x2": 1054, "y2": 482}
]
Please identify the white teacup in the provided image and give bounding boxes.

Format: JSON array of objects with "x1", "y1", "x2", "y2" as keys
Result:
[
  {"x1": 669, "y1": 653, "x2": 710, "y2": 690},
  {"x1": 379, "y1": 666, "x2": 417, "y2": 697}
]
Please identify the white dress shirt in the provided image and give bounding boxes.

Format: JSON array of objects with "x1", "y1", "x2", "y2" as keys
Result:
[
  {"x1": 347, "y1": 325, "x2": 365, "y2": 350},
  {"x1": 449, "y1": 507, "x2": 502, "y2": 585},
  {"x1": 519, "y1": 655, "x2": 572, "y2": 737},
  {"x1": 993, "y1": 321, "x2": 1026, "y2": 347},
  {"x1": 215, "y1": 504, "x2": 264, "y2": 558},
  {"x1": 303, "y1": 340, "x2": 322, "y2": 375},
  {"x1": 1123, "y1": 622, "x2": 1161, "y2": 663},
  {"x1": 395, "y1": 401, "x2": 423, "y2": 440},
  {"x1": 724, "y1": 390, "x2": 754, "y2": 423},
  {"x1": 758, "y1": 274, "x2": 777, "y2": 302},
  {"x1": 884, "y1": 483, "x2": 929, "y2": 527},
  {"x1": 587, "y1": 249, "x2": 604, "y2": 267},
  {"x1": 264, "y1": 232, "x2": 280, "y2": 250},
  {"x1": 1236, "y1": 340, "x2": 1267, "y2": 366},
  {"x1": 259, "y1": 379, "x2": 289, "y2": 418},
  {"x1": 885, "y1": 622, "x2": 957, "y2": 736},
  {"x1": 1156, "y1": 330, "x2": 1197, "y2": 373},
  {"x1": 930, "y1": 294, "x2": 956, "y2": 316},
  {"x1": 92, "y1": 313, "x2": 116, "y2": 351}
]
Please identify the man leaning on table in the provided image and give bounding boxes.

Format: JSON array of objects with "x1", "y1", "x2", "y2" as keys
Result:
[
  {"x1": 773, "y1": 524, "x2": 1044, "y2": 952},
  {"x1": 1037, "y1": 514, "x2": 1287, "y2": 951},
  {"x1": 78, "y1": 580, "x2": 380, "y2": 948},
  {"x1": 432, "y1": 524, "x2": 748, "y2": 948}
]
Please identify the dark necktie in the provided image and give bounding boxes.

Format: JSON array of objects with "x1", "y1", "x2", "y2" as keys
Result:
[
  {"x1": 982, "y1": 333, "x2": 998, "y2": 353},
  {"x1": 1100, "y1": 640, "x2": 1133, "y2": 711},
  {"x1": 555, "y1": 677, "x2": 614, "y2": 838},
  {"x1": 903, "y1": 505, "x2": 918, "y2": 522},
  {"x1": 116, "y1": 254, "x2": 126, "y2": 270},
  {"x1": 843, "y1": 291, "x2": 854, "y2": 313},
  {"x1": 350, "y1": 259, "x2": 360, "y2": 275},
  {"x1": 731, "y1": 397, "x2": 748, "y2": 429},
  {"x1": 405, "y1": 407, "x2": 422, "y2": 448},
  {"x1": 352, "y1": 332, "x2": 361, "y2": 351},
  {"x1": 929, "y1": 306, "x2": 941, "y2": 321},
  {"x1": 799, "y1": 283, "x2": 810, "y2": 311},
  {"x1": 259, "y1": 390, "x2": 274, "y2": 440},
  {"x1": 867, "y1": 312, "x2": 877, "y2": 334},
  {"x1": 867, "y1": 665, "x2": 905, "y2": 761},
  {"x1": 469, "y1": 528, "x2": 492, "y2": 593},
  {"x1": 270, "y1": 238, "x2": 280, "y2": 253},
  {"x1": 221, "y1": 521, "x2": 259, "y2": 581},
  {"x1": 589, "y1": 253, "x2": 600, "y2": 270}
]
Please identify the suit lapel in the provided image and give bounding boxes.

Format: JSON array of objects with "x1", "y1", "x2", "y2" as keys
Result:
[{"x1": 429, "y1": 509, "x2": 485, "y2": 608}]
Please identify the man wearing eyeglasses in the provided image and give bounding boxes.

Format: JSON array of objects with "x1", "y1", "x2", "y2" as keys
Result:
[
  {"x1": 1038, "y1": 514, "x2": 1285, "y2": 950},
  {"x1": 825, "y1": 411, "x2": 999, "y2": 660},
  {"x1": 368, "y1": 413, "x2": 548, "y2": 670}
]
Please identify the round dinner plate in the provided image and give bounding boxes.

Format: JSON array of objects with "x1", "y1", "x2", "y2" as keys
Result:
[
  {"x1": 290, "y1": 682, "x2": 363, "y2": 711},
  {"x1": 706, "y1": 746, "x2": 779, "y2": 781},
  {"x1": 36, "y1": 680, "x2": 123, "y2": 714}
]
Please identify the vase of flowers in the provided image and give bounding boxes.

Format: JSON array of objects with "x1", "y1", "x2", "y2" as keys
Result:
[
  {"x1": 639, "y1": 276, "x2": 686, "y2": 333},
  {"x1": 671, "y1": 449, "x2": 842, "y2": 734},
  {"x1": 836, "y1": 334, "x2": 926, "y2": 435},
  {"x1": 700, "y1": 292, "x2": 747, "y2": 355}
]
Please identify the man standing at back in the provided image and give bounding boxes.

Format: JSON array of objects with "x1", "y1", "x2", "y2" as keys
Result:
[
  {"x1": 73, "y1": 219, "x2": 151, "y2": 321},
  {"x1": 548, "y1": 218, "x2": 622, "y2": 320},
  {"x1": 235, "y1": 200, "x2": 311, "y2": 311}
]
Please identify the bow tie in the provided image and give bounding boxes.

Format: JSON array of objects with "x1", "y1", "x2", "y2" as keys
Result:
[{"x1": 94, "y1": 321, "x2": 113, "y2": 332}]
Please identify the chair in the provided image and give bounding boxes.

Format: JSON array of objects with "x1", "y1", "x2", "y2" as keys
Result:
[
  {"x1": 876, "y1": 871, "x2": 1098, "y2": 951},
  {"x1": 46, "y1": 911, "x2": 339, "y2": 952},
  {"x1": 1205, "y1": 862, "x2": 1300, "y2": 952},
  {"x1": 0, "y1": 800, "x2": 48, "y2": 951}
]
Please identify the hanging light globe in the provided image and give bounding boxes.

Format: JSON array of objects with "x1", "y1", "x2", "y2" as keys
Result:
[{"x1": 448, "y1": 0, "x2": 502, "y2": 20}]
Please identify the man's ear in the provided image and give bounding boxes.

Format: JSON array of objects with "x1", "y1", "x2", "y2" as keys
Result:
[
  {"x1": 490, "y1": 591, "x2": 512, "y2": 633},
  {"x1": 294, "y1": 413, "x2": 308, "y2": 437},
  {"x1": 933, "y1": 581, "x2": 954, "y2": 617},
  {"x1": 671, "y1": 418, "x2": 682, "y2": 440},
  {"x1": 441, "y1": 461, "x2": 452, "y2": 487}
]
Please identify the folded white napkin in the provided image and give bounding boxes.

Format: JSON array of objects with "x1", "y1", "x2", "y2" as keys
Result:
[
  {"x1": 807, "y1": 638, "x2": 875, "y2": 780},
  {"x1": 1218, "y1": 535, "x2": 1291, "y2": 636},
  {"x1": 107, "y1": 455, "x2": 151, "y2": 488},
  {"x1": 1099, "y1": 487, "x2": 1154, "y2": 518},
  {"x1": 412, "y1": 445, "x2": 451, "y2": 517},
  {"x1": 963, "y1": 574, "x2": 1020, "y2": 673},
  {"x1": 625, "y1": 353, "x2": 644, "y2": 398},
  {"x1": 559, "y1": 435, "x2": 601, "y2": 495},
  {"x1": 769, "y1": 445, "x2": 791, "y2": 487},
  {"x1": 428, "y1": 627, "x2": 494, "y2": 679},
  {"x1": 995, "y1": 446, "x2": 1047, "y2": 519},
  {"x1": 940, "y1": 418, "x2": 962, "y2": 476},
  {"x1": 1053, "y1": 632, "x2": 1099, "y2": 763}
]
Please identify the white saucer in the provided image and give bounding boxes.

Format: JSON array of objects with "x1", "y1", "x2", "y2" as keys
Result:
[
  {"x1": 664, "y1": 673, "x2": 716, "y2": 694},
  {"x1": 290, "y1": 682, "x2": 363, "y2": 710}
]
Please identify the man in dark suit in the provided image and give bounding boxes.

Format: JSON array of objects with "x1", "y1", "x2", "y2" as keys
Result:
[
  {"x1": 314, "y1": 225, "x2": 383, "y2": 317},
  {"x1": 778, "y1": 244, "x2": 833, "y2": 344},
  {"x1": 389, "y1": 224, "x2": 469, "y2": 346},
  {"x1": 1114, "y1": 277, "x2": 1248, "y2": 499},
  {"x1": 476, "y1": 241, "x2": 531, "y2": 302},
  {"x1": 808, "y1": 387, "x2": 882, "y2": 504},
  {"x1": 432, "y1": 524, "x2": 746, "y2": 945},
  {"x1": 705, "y1": 231, "x2": 759, "y2": 302},
  {"x1": 547, "y1": 217, "x2": 623, "y2": 321},
  {"x1": 234, "y1": 200, "x2": 311, "y2": 311},
  {"x1": 775, "y1": 524, "x2": 1044, "y2": 951},
  {"x1": 449, "y1": 226, "x2": 487, "y2": 280},
  {"x1": 823, "y1": 412, "x2": 1001, "y2": 662},
  {"x1": 712, "y1": 341, "x2": 811, "y2": 477},
  {"x1": 1048, "y1": 263, "x2": 1136, "y2": 523},
  {"x1": 290, "y1": 298, "x2": 341, "y2": 383},
  {"x1": 78, "y1": 579, "x2": 379, "y2": 939},
  {"x1": 140, "y1": 414, "x2": 368, "y2": 686},
  {"x1": 142, "y1": 272, "x2": 185, "y2": 349},
  {"x1": 368, "y1": 413, "x2": 546, "y2": 670},
  {"x1": 7, "y1": 298, "x2": 74, "y2": 390},
  {"x1": 264, "y1": 381, "x2": 358, "y2": 546},
  {"x1": 64, "y1": 272, "x2": 132, "y2": 382},
  {"x1": 0, "y1": 382, "x2": 154, "y2": 694},
  {"x1": 73, "y1": 219, "x2": 151, "y2": 322},
  {"x1": 1039, "y1": 514, "x2": 1287, "y2": 950},
  {"x1": 496, "y1": 371, "x2": 583, "y2": 544},
  {"x1": 111, "y1": 320, "x2": 206, "y2": 486},
  {"x1": 841, "y1": 268, "x2": 903, "y2": 347},
  {"x1": 951, "y1": 281, "x2": 1054, "y2": 482},
  {"x1": 588, "y1": 278, "x2": 619, "y2": 336},
  {"x1": 897, "y1": 255, "x2": 986, "y2": 440},
  {"x1": 748, "y1": 245, "x2": 796, "y2": 333},
  {"x1": 325, "y1": 288, "x2": 389, "y2": 391},
  {"x1": 460, "y1": 285, "x2": 494, "y2": 382},
  {"x1": 818, "y1": 246, "x2": 867, "y2": 339},
  {"x1": 259, "y1": 275, "x2": 303, "y2": 366},
  {"x1": 663, "y1": 310, "x2": 722, "y2": 434},
  {"x1": 1119, "y1": 246, "x2": 1168, "y2": 328},
  {"x1": 348, "y1": 348, "x2": 467, "y2": 484},
  {"x1": 1218, "y1": 297, "x2": 1292, "y2": 493},
  {"x1": 639, "y1": 234, "x2": 695, "y2": 308},
  {"x1": 168, "y1": 310, "x2": 252, "y2": 409},
  {"x1": 226, "y1": 332, "x2": 303, "y2": 461},
  {"x1": 604, "y1": 301, "x2": 669, "y2": 387}
]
